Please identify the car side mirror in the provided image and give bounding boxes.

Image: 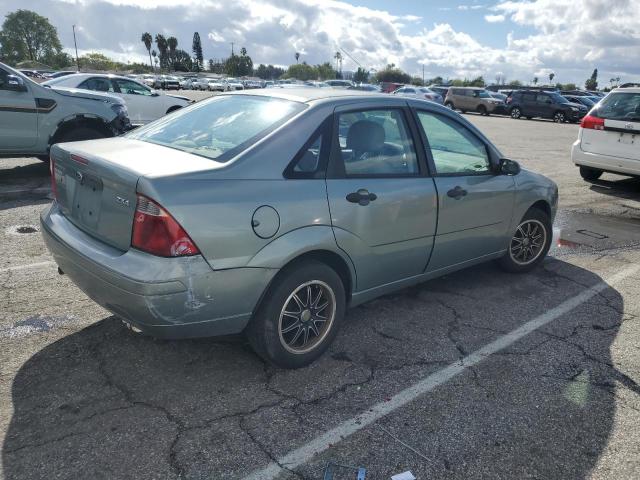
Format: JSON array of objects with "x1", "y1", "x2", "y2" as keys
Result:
[
  {"x1": 150, "y1": 90, "x2": 159, "y2": 96},
  {"x1": 6, "y1": 75, "x2": 27, "y2": 92},
  {"x1": 499, "y1": 158, "x2": 521, "y2": 176}
]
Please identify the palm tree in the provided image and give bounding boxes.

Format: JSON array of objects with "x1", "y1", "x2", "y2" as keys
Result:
[
  {"x1": 141, "y1": 32, "x2": 153, "y2": 69},
  {"x1": 155, "y1": 34, "x2": 168, "y2": 70},
  {"x1": 295, "y1": 52, "x2": 300, "y2": 64},
  {"x1": 240, "y1": 47, "x2": 247, "y2": 56},
  {"x1": 151, "y1": 49, "x2": 157, "y2": 72},
  {"x1": 549, "y1": 72, "x2": 555, "y2": 84},
  {"x1": 533, "y1": 76, "x2": 538, "y2": 86},
  {"x1": 334, "y1": 51, "x2": 342, "y2": 73},
  {"x1": 167, "y1": 36, "x2": 178, "y2": 70}
]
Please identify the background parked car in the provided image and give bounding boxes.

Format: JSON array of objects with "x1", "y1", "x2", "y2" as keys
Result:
[
  {"x1": 563, "y1": 95, "x2": 596, "y2": 109},
  {"x1": 428, "y1": 85, "x2": 452, "y2": 99},
  {"x1": 571, "y1": 86, "x2": 640, "y2": 180},
  {"x1": 180, "y1": 77, "x2": 199, "y2": 90},
  {"x1": 159, "y1": 75, "x2": 180, "y2": 90},
  {"x1": 325, "y1": 79, "x2": 354, "y2": 88},
  {"x1": 444, "y1": 87, "x2": 504, "y2": 115},
  {"x1": 507, "y1": 90, "x2": 587, "y2": 123},
  {"x1": 206, "y1": 78, "x2": 228, "y2": 91},
  {"x1": 348, "y1": 83, "x2": 381, "y2": 92},
  {"x1": 43, "y1": 73, "x2": 190, "y2": 126},
  {"x1": 0, "y1": 62, "x2": 130, "y2": 160},
  {"x1": 225, "y1": 78, "x2": 245, "y2": 90},
  {"x1": 393, "y1": 86, "x2": 443, "y2": 103}
]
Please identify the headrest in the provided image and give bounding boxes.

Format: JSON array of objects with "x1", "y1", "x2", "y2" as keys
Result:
[{"x1": 346, "y1": 120, "x2": 385, "y2": 153}]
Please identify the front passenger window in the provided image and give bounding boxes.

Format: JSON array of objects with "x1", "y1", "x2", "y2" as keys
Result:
[
  {"x1": 79, "y1": 77, "x2": 114, "y2": 92},
  {"x1": 416, "y1": 111, "x2": 491, "y2": 175},
  {"x1": 336, "y1": 109, "x2": 419, "y2": 176}
]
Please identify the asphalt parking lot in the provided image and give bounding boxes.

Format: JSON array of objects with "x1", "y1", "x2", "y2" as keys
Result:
[{"x1": 1, "y1": 112, "x2": 640, "y2": 480}]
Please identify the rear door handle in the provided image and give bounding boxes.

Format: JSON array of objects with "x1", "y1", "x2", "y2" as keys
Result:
[
  {"x1": 346, "y1": 189, "x2": 377, "y2": 206},
  {"x1": 447, "y1": 186, "x2": 468, "y2": 199}
]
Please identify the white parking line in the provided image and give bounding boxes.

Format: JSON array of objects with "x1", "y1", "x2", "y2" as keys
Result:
[
  {"x1": 0, "y1": 261, "x2": 54, "y2": 274},
  {"x1": 243, "y1": 263, "x2": 640, "y2": 480}
]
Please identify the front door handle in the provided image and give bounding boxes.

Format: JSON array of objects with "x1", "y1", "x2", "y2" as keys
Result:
[
  {"x1": 346, "y1": 189, "x2": 377, "y2": 206},
  {"x1": 447, "y1": 186, "x2": 468, "y2": 199}
]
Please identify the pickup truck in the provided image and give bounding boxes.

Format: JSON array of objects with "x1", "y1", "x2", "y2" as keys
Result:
[{"x1": 0, "y1": 62, "x2": 130, "y2": 161}]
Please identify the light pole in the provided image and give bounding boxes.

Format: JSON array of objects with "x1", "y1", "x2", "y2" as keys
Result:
[{"x1": 72, "y1": 24, "x2": 80, "y2": 71}]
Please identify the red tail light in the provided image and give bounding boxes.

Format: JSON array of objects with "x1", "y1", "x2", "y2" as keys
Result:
[
  {"x1": 581, "y1": 114, "x2": 605, "y2": 130},
  {"x1": 49, "y1": 157, "x2": 58, "y2": 199},
  {"x1": 131, "y1": 195, "x2": 200, "y2": 257}
]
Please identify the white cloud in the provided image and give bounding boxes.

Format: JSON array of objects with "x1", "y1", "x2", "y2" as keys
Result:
[
  {"x1": 484, "y1": 14, "x2": 505, "y2": 23},
  {"x1": 3, "y1": 0, "x2": 638, "y2": 84}
]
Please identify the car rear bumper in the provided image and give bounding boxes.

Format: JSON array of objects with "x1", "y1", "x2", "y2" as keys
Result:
[
  {"x1": 571, "y1": 140, "x2": 640, "y2": 176},
  {"x1": 41, "y1": 203, "x2": 277, "y2": 338}
]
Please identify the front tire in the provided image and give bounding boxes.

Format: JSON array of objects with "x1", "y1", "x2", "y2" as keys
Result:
[
  {"x1": 445, "y1": 102, "x2": 455, "y2": 110},
  {"x1": 510, "y1": 107, "x2": 522, "y2": 119},
  {"x1": 246, "y1": 260, "x2": 346, "y2": 369},
  {"x1": 553, "y1": 111, "x2": 566, "y2": 123},
  {"x1": 497, "y1": 208, "x2": 552, "y2": 273},
  {"x1": 579, "y1": 166, "x2": 603, "y2": 181},
  {"x1": 477, "y1": 105, "x2": 488, "y2": 116}
]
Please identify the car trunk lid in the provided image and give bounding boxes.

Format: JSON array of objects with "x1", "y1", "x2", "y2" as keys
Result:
[
  {"x1": 581, "y1": 118, "x2": 640, "y2": 161},
  {"x1": 50, "y1": 137, "x2": 219, "y2": 251}
]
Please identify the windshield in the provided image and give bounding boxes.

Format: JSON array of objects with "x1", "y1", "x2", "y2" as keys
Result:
[
  {"x1": 595, "y1": 92, "x2": 640, "y2": 121},
  {"x1": 127, "y1": 95, "x2": 306, "y2": 162}
]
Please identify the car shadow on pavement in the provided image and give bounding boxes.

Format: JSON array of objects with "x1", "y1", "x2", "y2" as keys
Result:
[
  {"x1": 2, "y1": 259, "x2": 632, "y2": 479},
  {"x1": 589, "y1": 176, "x2": 640, "y2": 200}
]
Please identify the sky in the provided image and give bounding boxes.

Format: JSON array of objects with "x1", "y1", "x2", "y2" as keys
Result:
[{"x1": 1, "y1": 0, "x2": 639, "y2": 85}]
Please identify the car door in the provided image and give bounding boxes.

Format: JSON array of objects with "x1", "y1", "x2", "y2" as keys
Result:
[
  {"x1": 0, "y1": 67, "x2": 38, "y2": 150},
  {"x1": 112, "y1": 78, "x2": 158, "y2": 125},
  {"x1": 325, "y1": 105, "x2": 438, "y2": 291},
  {"x1": 413, "y1": 109, "x2": 515, "y2": 272},
  {"x1": 520, "y1": 92, "x2": 536, "y2": 116},
  {"x1": 535, "y1": 93, "x2": 554, "y2": 118}
]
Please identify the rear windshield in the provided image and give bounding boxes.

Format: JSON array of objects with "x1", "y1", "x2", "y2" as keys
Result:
[
  {"x1": 595, "y1": 92, "x2": 640, "y2": 121},
  {"x1": 127, "y1": 95, "x2": 305, "y2": 162}
]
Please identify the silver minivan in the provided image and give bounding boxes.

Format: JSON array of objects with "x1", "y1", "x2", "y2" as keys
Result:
[{"x1": 445, "y1": 87, "x2": 504, "y2": 115}]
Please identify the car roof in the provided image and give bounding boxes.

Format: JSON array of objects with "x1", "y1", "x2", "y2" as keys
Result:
[
  {"x1": 613, "y1": 87, "x2": 640, "y2": 93},
  {"x1": 226, "y1": 88, "x2": 391, "y2": 103}
]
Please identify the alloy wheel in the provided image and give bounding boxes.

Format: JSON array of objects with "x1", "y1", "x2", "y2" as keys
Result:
[
  {"x1": 511, "y1": 108, "x2": 521, "y2": 119},
  {"x1": 554, "y1": 112, "x2": 565, "y2": 123},
  {"x1": 278, "y1": 280, "x2": 336, "y2": 354},
  {"x1": 509, "y1": 219, "x2": 547, "y2": 266}
]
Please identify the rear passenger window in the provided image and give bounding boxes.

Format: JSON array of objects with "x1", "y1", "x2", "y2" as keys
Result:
[
  {"x1": 79, "y1": 77, "x2": 115, "y2": 92},
  {"x1": 335, "y1": 109, "x2": 419, "y2": 177},
  {"x1": 416, "y1": 111, "x2": 491, "y2": 175},
  {"x1": 285, "y1": 121, "x2": 330, "y2": 179}
]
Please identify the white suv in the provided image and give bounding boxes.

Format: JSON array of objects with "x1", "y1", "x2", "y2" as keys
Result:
[{"x1": 571, "y1": 87, "x2": 640, "y2": 180}]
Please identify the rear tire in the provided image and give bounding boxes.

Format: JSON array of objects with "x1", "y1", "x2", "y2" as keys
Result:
[
  {"x1": 246, "y1": 260, "x2": 346, "y2": 369},
  {"x1": 477, "y1": 105, "x2": 487, "y2": 116},
  {"x1": 497, "y1": 208, "x2": 552, "y2": 273},
  {"x1": 553, "y1": 111, "x2": 566, "y2": 123},
  {"x1": 579, "y1": 166, "x2": 603, "y2": 181},
  {"x1": 445, "y1": 102, "x2": 455, "y2": 110}
]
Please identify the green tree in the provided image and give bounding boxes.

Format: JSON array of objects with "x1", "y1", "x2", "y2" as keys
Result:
[
  {"x1": 333, "y1": 51, "x2": 342, "y2": 74},
  {"x1": 549, "y1": 72, "x2": 555, "y2": 83},
  {"x1": 430, "y1": 76, "x2": 444, "y2": 85},
  {"x1": 224, "y1": 47, "x2": 253, "y2": 76},
  {"x1": 316, "y1": 62, "x2": 336, "y2": 80},
  {"x1": 166, "y1": 36, "x2": 178, "y2": 70},
  {"x1": 375, "y1": 64, "x2": 410, "y2": 84},
  {"x1": 410, "y1": 76, "x2": 423, "y2": 86},
  {"x1": 192, "y1": 32, "x2": 203, "y2": 72},
  {"x1": 141, "y1": 32, "x2": 153, "y2": 69},
  {"x1": 295, "y1": 52, "x2": 300, "y2": 64},
  {"x1": 468, "y1": 75, "x2": 485, "y2": 87},
  {"x1": 0, "y1": 9, "x2": 63, "y2": 65},
  {"x1": 255, "y1": 63, "x2": 285, "y2": 80},
  {"x1": 353, "y1": 67, "x2": 369, "y2": 83},
  {"x1": 171, "y1": 49, "x2": 192, "y2": 72},
  {"x1": 532, "y1": 76, "x2": 538, "y2": 86},
  {"x1": 508, "y1": 79, "x2": 523, "y2": 87},
  {"x1": 78, "y1": 52, "x2": 115, "y2": 71},
  {"x1": 585, "y1": 68, "x2": 598, "y2": 90},
  {"x1": 284, "y1": 62, "x2": 316, "y2": 81}
]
